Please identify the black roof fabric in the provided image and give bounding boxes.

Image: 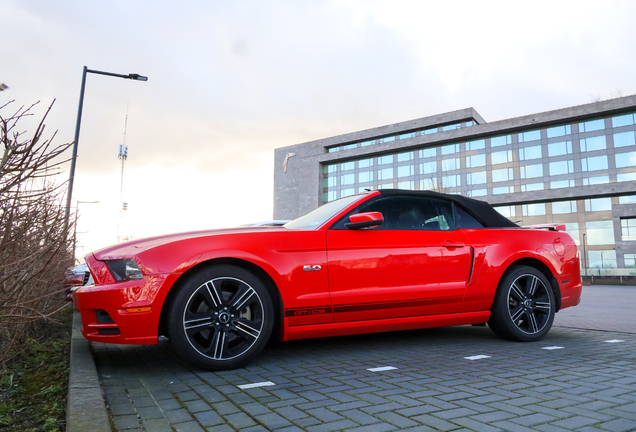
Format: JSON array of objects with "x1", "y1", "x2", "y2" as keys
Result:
[{"x1": 377, "y1": 189, "x2": 518, "y2": 228}]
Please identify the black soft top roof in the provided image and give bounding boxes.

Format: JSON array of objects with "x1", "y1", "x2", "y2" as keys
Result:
[{"x1": 377, "y1": 189, "x2": 518, "y2": 228}]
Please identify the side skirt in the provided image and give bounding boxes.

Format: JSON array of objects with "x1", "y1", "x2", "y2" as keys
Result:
[{"x1": 282, "y1": 310, "x2": 491, "y2": 341}]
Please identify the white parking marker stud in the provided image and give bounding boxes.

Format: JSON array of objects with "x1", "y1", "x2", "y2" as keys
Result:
[
  {"x1": 464, "y1": 355, "x2": 491, "y2": 360},
  {"x1": 605, "y1": 340, "x2": 624, "y2": 343},
  {"x1": 237, "y1": 381, "x2": 276, "y2": 390},
  {"x1": 542, "y1": 346, "x2": 564, "y2": 350},
  {"x1": 367, "y1": 366, "x2": 398, "y2": 372}
]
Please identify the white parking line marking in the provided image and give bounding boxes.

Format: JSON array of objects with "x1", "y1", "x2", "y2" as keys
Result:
[
  {"x1": 464, "y1": 355, "x2": 491, "y2": 360},
  {"x1": 237, "y1": 381, "x2": 276, "y2": 389},
  {"x1": 542, "y1": 346, "x2": 564, "y2": 350},
  {"x1": 605, "y1": 339, "x2": 624, "y2": 343},
  {"x1": 367, "y1": 366, "x2": 398, "y2": 372}
]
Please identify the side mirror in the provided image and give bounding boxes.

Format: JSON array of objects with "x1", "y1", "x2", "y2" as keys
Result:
[{"x1": 345, "y1": 212, "x2": 384, "y2": 230}]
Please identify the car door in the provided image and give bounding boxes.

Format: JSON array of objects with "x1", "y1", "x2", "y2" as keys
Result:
[{"x1": 326, "y1": 195, "x2": 472, "y2": 322}]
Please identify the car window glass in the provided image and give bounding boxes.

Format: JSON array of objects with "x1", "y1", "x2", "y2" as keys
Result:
[
  {"x1": 455, "y1": 205, "x2": 485, "y2": 229},
  {"x1": 335, "y1": 196, "x2": 455, "y2": 230}
]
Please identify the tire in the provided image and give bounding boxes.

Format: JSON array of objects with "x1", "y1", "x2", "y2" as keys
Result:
[
  {"x1": 488, "y1": 265, "x2": 555, "y2": 342},
  {"x1": 167, "y1": 265, "x2": 274, "y2": 370}
]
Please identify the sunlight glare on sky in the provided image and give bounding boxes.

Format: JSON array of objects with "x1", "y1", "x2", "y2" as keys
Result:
[{"x1": 1, "y1": 0, "x2": 635, "y2": 257}]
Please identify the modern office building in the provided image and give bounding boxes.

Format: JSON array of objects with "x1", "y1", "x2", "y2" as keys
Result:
[{"x1": 274, "y1": 95, "x2": 636, "y2": 274}]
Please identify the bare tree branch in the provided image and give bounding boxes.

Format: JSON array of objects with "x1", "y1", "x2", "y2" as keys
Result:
[{"x1": 0, "y1": 100, "x2": 74, "y2": 364}]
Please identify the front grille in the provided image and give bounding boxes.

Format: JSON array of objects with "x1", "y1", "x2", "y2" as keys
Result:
[
  {"x1": 98, "y1": 328, "x2": 121, "y2": 335},
  {"x1": 96, "y1": 309, "x2": 115, "y2": 324},
  {"x1": 83, "y1": 271, "x2": 90, "y2": 285}
]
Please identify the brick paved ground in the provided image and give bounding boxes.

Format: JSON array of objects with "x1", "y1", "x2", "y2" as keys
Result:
[{"x1": 93, "y1": 285, "x2": 636, "y2": 432}]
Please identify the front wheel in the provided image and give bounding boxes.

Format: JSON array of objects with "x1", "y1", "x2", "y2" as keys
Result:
[
  {"x1": 167, "y1": 265, "x2": 274, "y2": 370},
  {"x1": 488, "y1": 265, "x2": 555, "y2": 342}
]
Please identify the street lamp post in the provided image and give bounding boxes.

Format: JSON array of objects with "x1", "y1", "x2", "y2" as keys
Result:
[
  {"x1": 64, "y1": 66, "x2": 148, "y2": 232},
  {"x1": 582, "y1": 233, "x2": 588, "y2": 278},
  {"x1": 73, "y1": 200, "x2": 100, "y2": 262}
]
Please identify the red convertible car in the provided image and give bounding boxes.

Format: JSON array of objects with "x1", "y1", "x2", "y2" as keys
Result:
[{"x1": 74, "y1": 190, "x2": 581, "y2": 370}]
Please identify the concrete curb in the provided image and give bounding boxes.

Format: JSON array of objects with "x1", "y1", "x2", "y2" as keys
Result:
[{"x1": 66, "y1": 310, "x2": 111, "y2": 432}]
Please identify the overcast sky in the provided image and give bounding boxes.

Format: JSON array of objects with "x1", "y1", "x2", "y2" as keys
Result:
[{"x1": 2, "y1": 0, "x2": 636, "y2": 258}]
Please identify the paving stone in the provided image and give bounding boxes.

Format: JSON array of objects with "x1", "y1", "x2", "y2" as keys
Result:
[
  {"x1": 343, "y1": 423, "x2": 398, "y2": 432},
  {"x1": 113, "y1": 414, "x2": 141, "y2": 430},
  {"x1": 175, "y1": 391, "x2": 200, "y2": 402},
  {"x1": 294, "y1": 416, "x2": 323, "y2": 428},
  {"x1": 136, "y1": 406, "x2": 164, "y2": 420},
  {"x1": 109, "y1": 402, "x2": 136, "y2": 416},
  {"x1": 451, "y1": 417, "x2": 504, "y2": 432},
  {"x1": 254, "y1": 412, "x2": 293, "y2": 429},
  {"x1": 306, "y1": 419, "x2": 358, "y2": 432},
  {"x1": 375, "y1": 411, "x2": 420, "y2": 428},
  {"x1": 550, "y1": 415, "x2": 600, "y2": 429},
  {"x1": 93, "y1": 313, "x2": 636, "y2": 432},
  {"x1": 222, "y1": 411, "x2": 256, "y2": 429},
  {"x1": 141, "y1": 418, "x2": 173, "y2": 432},
  {"x1": 599, "y1": 418, "x2": 636, "y2": 432},
  {"x1": 164, "y1": 408, "x2": 193, "y2": 423},
  {"x1": 489, "y1": 420, "x2": 540, "y2": 432},
  {"x1": 194, "y1": 410, "x2": 225, "y2": 427},
  {"x1": 361, "y1": 402, "x2": 406, "y2": 414},
  {"x1": 182, "y1": 399, "x2": 211, "y2": 413},
  {"x1": 306, "y1": 407, "x2": 345, "y2": 422},
  {"x1": 205, "y1": 425, "x2": 236, "y2": 432},
  {"x1": 174, "y1": 421, "x2": 205, "y2": 432},
  {"x1": 275, "y1": 405, "x2": 310, "y2": 421},
  {"x1": 409, "y1": 414, "x2": 461, "y2": 431},
  {"x1": 156, "y1": 398, "x2": 181, "y2": 411},
  {"x1": 431, "y1": 407, "x2": 477, "y2": 419}
]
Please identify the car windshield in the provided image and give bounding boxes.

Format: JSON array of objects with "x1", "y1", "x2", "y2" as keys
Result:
[{"x1": 284, "y1": 194, "x2": 366, "y2": 230}]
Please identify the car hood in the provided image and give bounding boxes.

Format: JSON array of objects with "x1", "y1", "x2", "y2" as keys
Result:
[{"x1": 89, "y1": 226, "x2": 286, "y2": 261}]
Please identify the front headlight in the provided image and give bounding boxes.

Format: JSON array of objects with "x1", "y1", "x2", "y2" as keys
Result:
[{"x1": 106, "y1": 259, "x2": 143, "y2": 281}]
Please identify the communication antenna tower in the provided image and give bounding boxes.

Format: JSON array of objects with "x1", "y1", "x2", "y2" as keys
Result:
[{"x1": 117, "y1": 105, "x2": 129, "y2": 242}]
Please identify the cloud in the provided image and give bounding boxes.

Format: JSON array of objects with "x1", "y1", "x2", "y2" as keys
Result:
[{"x1": 2, "y1": 0, "x2": 636, "y2": 254}]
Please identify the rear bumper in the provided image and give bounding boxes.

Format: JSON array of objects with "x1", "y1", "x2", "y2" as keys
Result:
[
  {"x1": 559, "y1": 269, "x2": 583, "y2": 310},
  {"x1": 73, "y1": 274, "x2": 174, "y2": 344}
]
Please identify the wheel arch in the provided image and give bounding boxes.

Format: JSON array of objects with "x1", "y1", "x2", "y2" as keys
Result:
[
  {"x1": 500, "y1": 257, "x2": 562, "y2": 312},
  {"x1": 158, "y1": 257, "x2": 284, "y2": 338}
]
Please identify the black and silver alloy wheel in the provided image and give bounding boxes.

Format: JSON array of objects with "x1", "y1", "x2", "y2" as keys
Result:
[
  {"x1": 488, "y1": 265, "x2": 556, "y2": 342},
  {"x1": 168, "y1": 266, "x2": 274, "y2": 370},
  {"x1": 506, "y1": 273, "x2": 552, "y2": 335}
]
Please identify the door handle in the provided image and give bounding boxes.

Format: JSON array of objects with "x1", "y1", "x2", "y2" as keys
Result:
[{"x1": 442, "y1": 240, "x2": 465, "y2": 248}]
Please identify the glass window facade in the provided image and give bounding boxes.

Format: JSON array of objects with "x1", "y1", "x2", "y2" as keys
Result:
[
  {"x1": 552, "y1": 201, "x2": 577, "y2": 214},
  {"x1": 549, "y1": 160, "x2": 574, "y2": 176},
  {"x1": 580, "y1": 136, "x2": 606, "y2": 152},
  {"x1": 491, "y1": 135, "x2": 512, "y2": 147},
  {"x1": 315, "y1": 105, "x2": 636, "y2": 272},
  {"x1": 612, "y1": 113, "x2": 635, "y2": 128},
  {"x1": 519, "y1": 145, "x2": 542, "y2": 160},
  {"x1": 586, "y1": 221, "x2": 614, "y2": 245},
  {"x1": 548, "y1": 141, "x2": 572, "y2": 157},
  {"x1": 520, "y1": 164, "x2": 543, "y2": 179},
  {"x1": 581, "y1": 155, "x2": 608, "y2": 171},
  {"x1": 580, "y1": 119, "x2": 605, "y2": 132},
  {"x1": 491, "y1": 150, "x2": 513, "y2": 165},
  {"x1": 547, "y1": 125, "x2": 571, "y2": 138},
  {"x1": 523, "y1": 203, "x2": 546, "y2": 216},
  {"x1": 616, "y1": 151, "x2": 636, "y2": 168},
  {"x1": 613, "y1": 131, "x2": 635, "y2": 148},
  {"x1": 466, "y1": 154, "x2": 486, "y2": 168},
  {"x1": 621, "y1": 218, "x2": 636, "y2": 241},
  {"x1": 518, "y1": 130, "x2": 541, "y2": 142}
]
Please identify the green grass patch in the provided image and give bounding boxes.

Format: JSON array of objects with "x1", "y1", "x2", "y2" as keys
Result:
[{"x1": 0, "y1": 306, "x2": 72, "y2": 431}]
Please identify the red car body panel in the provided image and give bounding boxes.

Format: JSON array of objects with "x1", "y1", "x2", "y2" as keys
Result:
[{"x1": 74, "y1": 191, "x2": 582, "y2": 346}]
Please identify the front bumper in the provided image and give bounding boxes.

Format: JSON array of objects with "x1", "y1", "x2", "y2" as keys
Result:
[{"x1": 73, "y1": 273, "x2": 176, "y2": 344}]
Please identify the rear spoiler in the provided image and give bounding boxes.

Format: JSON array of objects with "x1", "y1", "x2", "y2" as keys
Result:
[{"x1": 521, "y1": 223, "x2": 566, "y2": 232}]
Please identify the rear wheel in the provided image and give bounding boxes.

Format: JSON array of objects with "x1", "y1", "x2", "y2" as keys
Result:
[
  {"x1": 488, "y1": 265, "x2": 555, "y2": 342},
  {"x1": 167, "y1": 265, "x2": 274, "y2": 370}
]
